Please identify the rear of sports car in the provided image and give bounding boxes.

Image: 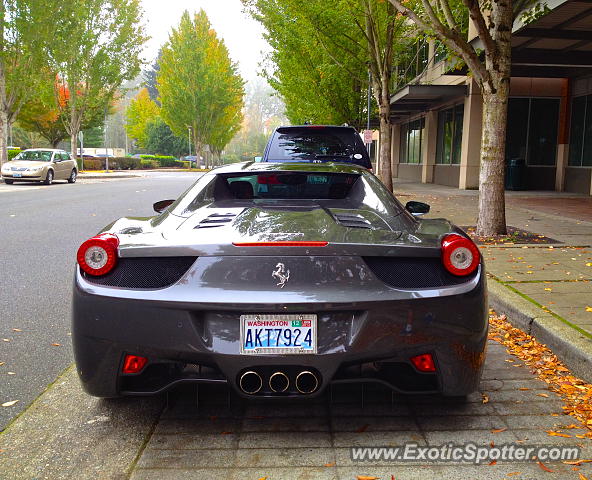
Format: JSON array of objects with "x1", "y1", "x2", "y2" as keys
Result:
[{"x1": 72, "y1": 163, "x2": 487, "y2": 399}]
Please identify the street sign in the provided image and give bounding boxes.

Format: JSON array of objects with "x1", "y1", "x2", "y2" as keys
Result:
[
  {"x1": 78, "y1": 131, "x2": 83, "y2": 142},
  {"x1": 364, "y1": 130, "x2": 373, "y2": 144}
]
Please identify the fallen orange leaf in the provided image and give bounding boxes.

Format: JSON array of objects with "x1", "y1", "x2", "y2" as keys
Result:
[
  {"x1": 546, "y1": 431, "x2": 571, "y2": 438},
  {"x1": 488, "y1": 460, "x2": 497, "y2": 466},
  {"x1": 579, "y1": 473, "x2": 588, "y2": 480},
  {"x1": 538, "y1": 461, "x2": 553, "y2": 472},
  {"x1": 357, "y1": 477, "x2": 379, "y2": 480},
  {"x1": 324, "y1": 463, "x2": 335, "y2": 467},
  {"x1": 491, "y1": 428, "x2": 507, "y2": 434},
  {"x1": 564, "y1": 460, "x2": 592, "y2": 466}
]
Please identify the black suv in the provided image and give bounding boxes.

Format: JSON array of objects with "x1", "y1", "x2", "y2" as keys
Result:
[{"x1": 262, "y1": 125, "x2": 372, "y2": 169}]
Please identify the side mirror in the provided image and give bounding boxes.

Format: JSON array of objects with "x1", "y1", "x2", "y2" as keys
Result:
[
  {"x1": 153, "y1": 199, "x2": 175, "y2": 213},
  {"x1": 405, "y1": 201, "x2": 430, "y2": 216}
]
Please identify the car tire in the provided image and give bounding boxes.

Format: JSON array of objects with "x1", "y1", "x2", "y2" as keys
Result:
[
  {"x1": 4, "y1": 179, "x2": 13, "y2": 184},
  {"x1": 43, "y1": 169, "x2": 54, "y2": 185},
  {"x1": 68, "y1": 169, "x2": 77, "y2": 183}
]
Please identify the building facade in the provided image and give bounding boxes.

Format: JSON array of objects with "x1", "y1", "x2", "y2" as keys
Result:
[{"x1": 389, "y1": 0, "x2": 592, "y2": 196}]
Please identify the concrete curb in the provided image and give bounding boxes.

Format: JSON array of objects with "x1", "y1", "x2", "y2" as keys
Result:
[
  {"x1": 78, "y1": 173, "x2": 141, "y2": 179},
  {"x1": 488, "y1": 279, "x2": 592, "y2": 383}
]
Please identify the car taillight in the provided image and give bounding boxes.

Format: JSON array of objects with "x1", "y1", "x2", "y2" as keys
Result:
[
  {"x1": 410, "y1": 353, "x2": 436, "y2": 372},
  {"x1": 122, "y1": 354, "x2": 148, "y2": 374},
  {"x1": 441, "y1": 233, "x2": 480, "y2": 276},
  {"x1": 77, "y1": 233, "x2": 119, "y2": 276}
]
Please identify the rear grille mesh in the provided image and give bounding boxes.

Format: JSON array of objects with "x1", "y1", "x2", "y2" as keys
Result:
[
  {"x1": 363, "y1": 256, "x2": 477, "y2": 289},
  {"x1": 82, "y1": 257, "x2": 198, "y2": 289}
]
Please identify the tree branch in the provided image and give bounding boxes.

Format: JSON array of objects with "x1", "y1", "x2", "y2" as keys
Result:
[
  {"x1": 461, "y1": 0, "x2": 496, "y2": 58},
  {"x1": 387, "y1": 0, "x2": 489, "y2": 85}
]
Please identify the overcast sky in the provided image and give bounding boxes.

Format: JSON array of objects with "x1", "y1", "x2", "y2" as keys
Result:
[{"x1": 141, "y1": 0, "x2": 269, "y2": 81}]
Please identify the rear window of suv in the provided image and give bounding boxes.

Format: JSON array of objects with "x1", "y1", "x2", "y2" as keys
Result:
[
  {"x1": 223, "y1": 172, "x2": 359, "y2": 200},
  {"x1": 265, "y1": 127, "x2": 371, "y2": 168}
]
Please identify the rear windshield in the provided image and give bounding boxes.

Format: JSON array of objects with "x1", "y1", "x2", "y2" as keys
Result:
[
  {"x1": 223, "y1": 172, "x2": 359, "y2": 200},
  {"x1": 266, "y1": 127, "x2": 371, "y2": 168}
]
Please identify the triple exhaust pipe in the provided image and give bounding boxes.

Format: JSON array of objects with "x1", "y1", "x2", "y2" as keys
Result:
[{"x1": 239, "y1": 369, "x2": 319, "y2": 395}]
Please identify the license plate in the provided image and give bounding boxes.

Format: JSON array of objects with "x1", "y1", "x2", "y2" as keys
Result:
[
  {"x1": 13, "y1": 173, "x2": 22, "y2": 177},
  {"x1": 240, "y1": 314, "x2": 317, "y2": 355}
]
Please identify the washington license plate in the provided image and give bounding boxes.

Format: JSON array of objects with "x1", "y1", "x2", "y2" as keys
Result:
[{"x1": 240, "y1": 314, "x2": 317, "y2": 355}]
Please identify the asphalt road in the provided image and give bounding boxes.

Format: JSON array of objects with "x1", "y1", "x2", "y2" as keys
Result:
[{"x1": 0, "y1": 172, "x2": 200, "y2": 430}]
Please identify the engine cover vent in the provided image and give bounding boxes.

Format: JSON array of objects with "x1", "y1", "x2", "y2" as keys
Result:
[
  {"x1": 195, "y1": 213, "x2": 237, "y2": 229},
  {"x1": 334, "y1": 213, "x2": 373, "y2": 229}
]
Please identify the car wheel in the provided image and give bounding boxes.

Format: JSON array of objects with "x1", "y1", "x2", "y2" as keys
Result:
[
  {"x1": 4, "y1": 179, "x2": 13, "y2": 184},
  {"x1": 44, "y1": 170, "x2": 54, "y2": 185},
  {"x1": 68, "y1": 169, "x2": 77, "y2": 183}
]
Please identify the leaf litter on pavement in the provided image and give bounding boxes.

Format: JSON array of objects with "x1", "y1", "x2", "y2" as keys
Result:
[{"x1": 488, "y1": 311, "x2": 592, "y2": 439}]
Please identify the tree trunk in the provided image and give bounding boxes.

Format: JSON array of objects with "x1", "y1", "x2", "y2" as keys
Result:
[
  {"x1": 0, "y1": 61, "x2": 7, "y2": 167},
  {"x1": 476, "y1": 89, "x2": 509, "y2": 236},
  {"x1": 0, "y1": 108, "x2": 7, "y2": 167},
  {"x1": 375, "y1": 82, "x2": 393, "y2": 191},
  {"x1": 378, "y1": 104, "x2": 392, "y2": 191},
  {"x1": 71, "y1": 133, "x2": 78, "y2": 161}
]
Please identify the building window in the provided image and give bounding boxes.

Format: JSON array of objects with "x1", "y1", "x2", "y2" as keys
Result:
[
  {"x1": 400, "y1": 118, "x2": 424, "y2": 164},
  {"x1": 436, "y1": 104, "x2": 463, "y2": 164},
  {"x1": 506, "y1": 97, "x2": 559, "y2": 166},
  {"x1": 569, "y1": 95, "x2": 592, "y2": 167}
]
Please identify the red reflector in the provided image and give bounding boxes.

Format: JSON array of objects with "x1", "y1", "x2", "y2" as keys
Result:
[
  {"x1": 410, "y1": 353, "x2": 436, "y2": 372},
  {"x1": 122, "y1": 354, "x2": 148, "y2": 374},
  {"x1": 233, "y1": 241, "x2": 329, "y2": 247}
]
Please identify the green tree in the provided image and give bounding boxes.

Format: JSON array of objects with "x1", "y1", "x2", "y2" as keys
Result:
[
  {"x1": 49, "y1": 0, "x2": 147, "y2": 159},
  {"x1": 157, "y1": 10, "x2": 245, "y2": 166},
  {"x1": 386, "y1": 0, "x2": 538, "y2": 235},
  {"x1": 144, "y1": 117, "x2": 188, "y2": 157},
  {"x1": 125, "y1": 88, "x2": 160, "y2": 148},
  {"x1": 0, "y1": 0, "x2": 59, "y2": 164},
  {"x1": 246, "y1": 0, "x2": 367, "y2": 128},
  {"x1": 144, "y1": 51, "x2": 162, "y2": 105},
  {"x1": 245, "y1": 0, "x2": 410, "y2": 190}
]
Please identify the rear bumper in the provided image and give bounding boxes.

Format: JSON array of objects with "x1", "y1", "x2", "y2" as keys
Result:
[{"x1": 72, "y1": 267, "x2": 488, "y2": 398}]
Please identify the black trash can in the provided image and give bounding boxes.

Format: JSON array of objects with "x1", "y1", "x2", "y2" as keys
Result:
[{"x1": 505, "y1": 157, "x2": 527, "y2": 191}]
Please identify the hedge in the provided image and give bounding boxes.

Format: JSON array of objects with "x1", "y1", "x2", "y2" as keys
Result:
[
  {"x1": 8, "y1": 149, "x2": 21, "y2": 160},
  {"x1": 79, "y1": 155, "x2": 192, "y2": 170},
  {"x1": 138, "y1": 155, "x2": 181, "y2": 168}
]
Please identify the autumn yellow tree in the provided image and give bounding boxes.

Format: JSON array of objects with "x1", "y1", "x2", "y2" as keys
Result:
[
  {"x1": 157, "y1": 10, "x2": 245, "y2": 165},
  {"x1": 125, "y1": 88, "x2": 160, "y2": 148}
]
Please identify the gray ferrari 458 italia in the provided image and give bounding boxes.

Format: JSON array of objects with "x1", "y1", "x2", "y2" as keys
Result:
[{"x1": 72, "y1": 162, "x2": 487, "y2": 399}]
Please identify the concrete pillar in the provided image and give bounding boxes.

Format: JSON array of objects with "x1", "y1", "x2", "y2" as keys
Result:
[
  {"x1": 459, "y1": 80, "x2": 483, "y2": 189},
  {"x1": 391, "y1": 124, "x2": 401, "y2": 179},
  {"x1": 421, "y1": 111, "x2": 438, "y2": 183},
  {"x1": 555, "y1": 79, "x2": 570, "y2": 192},
  {"x1": 555, "y1": 144, "x2": 568, "y2": 192}
]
